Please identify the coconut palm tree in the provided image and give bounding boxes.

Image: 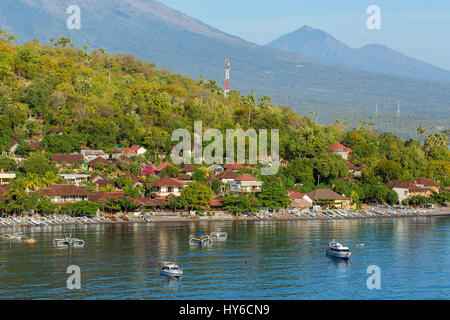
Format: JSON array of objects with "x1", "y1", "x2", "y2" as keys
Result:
[{"x1": 417, "y1": 126, "x2": 427, "y2": 137}]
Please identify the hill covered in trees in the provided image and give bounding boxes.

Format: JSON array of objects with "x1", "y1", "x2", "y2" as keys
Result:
[
  {"x1": 1, "y1": 0, "x2": 450, "y2": 140},
  {"x1": 0, "y1": 33, "x2": 449, "y2": 208}
]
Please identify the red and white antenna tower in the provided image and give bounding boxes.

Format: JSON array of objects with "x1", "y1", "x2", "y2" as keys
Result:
[{"x1": 224, "y1": 58, "x2": 230, "y2": 97}]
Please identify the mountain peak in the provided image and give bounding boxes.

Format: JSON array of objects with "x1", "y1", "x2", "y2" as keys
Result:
[{"x1": 267, "y1": 25, "x2": 450, "y2": 83}]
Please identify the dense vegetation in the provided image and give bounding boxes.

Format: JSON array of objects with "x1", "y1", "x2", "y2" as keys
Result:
[{"x1": 0, "y1": 33, "x2": 449, "y2": 214}]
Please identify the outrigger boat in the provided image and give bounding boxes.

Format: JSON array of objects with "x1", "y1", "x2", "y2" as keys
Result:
[
  {"x1": 159, "y1": 261, "x2": 183, "y2": 279},
  {"x1": 53, "y1": 234, "x2": 85, "y2": 248},
  {"x1": 326, "y1": 241, "x2": 351, "y2": 260},
  {"x1": 189, "y1": 232, "x2": 212, "y2": 246},
  {"x1": 210, "y1": 231, "x2": 228, "y2": 240},
  {"x1": 2, "y1": 232, "x2": 30, "y2": 240}
]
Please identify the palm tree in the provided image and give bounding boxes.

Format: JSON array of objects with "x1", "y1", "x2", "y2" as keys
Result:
[
  {"x1": 343, "y1": 121, "x2": 350, "y2": 130},
  {"x1": 417, "y1": 126, "x2": 426, "y2": 137},
  {"x1": 368, "y1": 120, "x2": 374, "y2": 131}
]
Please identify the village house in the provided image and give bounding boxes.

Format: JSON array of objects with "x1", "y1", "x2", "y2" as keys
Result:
[
  {"x1": 120, "y1": 174, "x2": 144, "y2": 187},
  {"x1": 58, "y1": 174, "x2": 91, "y2": 186},
  {"x1": 307, "y1": 188, "x2": 351, "y2": 208},
  {"x1": 88, "y1": 156, "x2": 111, "y2": 171},
  {"x1": 180, "y1": 164, "x2": 196, "y2": 176},
  {"x1": 207, "y1": 164, "x2": 224, "y2": 175},
  {"x1": 46, "y1": 125, "x2": 63, "y2": 135},
  {"x1": 327, "y1": 142, "x2": 353, "y2": 160},
  {"x1": 177, "y1": 173, "x2": 193, "y2": 184},
  {"x1": 288, "y1": 191, "x2": 313, "y2": 210},
  {"x1": 209, "y1": 198, "x2": 225, "y2": 210},
  {"x1": 388, "y1": 177, "x2": 440, "y2": 204},
  {"x1": 346, "y1": 161, "x2": 366, "y2": 177},
  {"x1": 208, "y1": 169, "x2": 239, "y2": 185},
  {"x1": 154, "y1": 162, "x2": 179, "y2": 177},
  {"x1": 124, "y1": 145, "x2": 147, "y2": 157},
  {"x1": 113, "y1": 145, "x2": 147, "y2": 157},
  {"x1": 223, "y1": 163, "x2": 247, "y2": 172},
  {"x1": 0, "y1": 171, "x2": 16, "y2": 185},
  {"x1": 149, "y1": 176, "x2": 185, "y2": 197},
  {"x1": 230, "y1": 174, "x2": 262, "y2": 193},
  {"x1": 79, "y1": 147, "x2": 109, "y2": 162},
  {"x1": 51, "y1": 153, "x2": 85, "y2": 168},
  {"x1": 413, "y1": 177, "x2": 440, "y2": 193},
  {"x1": 89, "y1": 174, "x2": 117, "y2": 191},
  {"x1": 9, "y1": 141, "x2": 18, "y2": 155},
  {"x1": 88, "y1": 191, "x2": 130, "y2": 203},
  {"x1": 39, "y1": 184, "x2": 90, "y2": 204}
]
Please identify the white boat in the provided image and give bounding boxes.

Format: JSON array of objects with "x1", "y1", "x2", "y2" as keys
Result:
[
  {"x1": 3, "y1": 232, "x2": 30, "y2": 240},
  {"x1": 160, "y1": 261, "x2": 183, "y2": 278},
  {"x1": 53, "y1": 235, "x2": 85, "y2": 248},
  {"x1": 210, "y1": 231, "x2": 228, "y2": 240},
  {"x1": 189, "y1": 233, "x2": 212, "y2": 246},
  {"x1": 326, "y1": 241, "x2": 352, "y2": 260},
  {"x1": 30, "y1": 217, "x2": 42, "y2": 225}
]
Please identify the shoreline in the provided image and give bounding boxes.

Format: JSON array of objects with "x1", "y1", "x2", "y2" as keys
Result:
[{"x1": 1, "y1": 208, "x2": 449, "y2": 228}]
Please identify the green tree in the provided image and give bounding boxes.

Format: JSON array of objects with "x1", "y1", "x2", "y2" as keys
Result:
[
  {"x1": 22, "y1": 153, "x2": 56, "y2": 175},
  {"x1": 257, "y1": 181, "x2": 291, "y2": 210},
  {"x1": 177, "y1": 182, "x2": 213, "y2": 210}
]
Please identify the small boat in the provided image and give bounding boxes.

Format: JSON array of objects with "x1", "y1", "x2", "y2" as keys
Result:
[
  {"x1": 159, "y1": 261, "x2": 183, "y2": 279},
  {"x1": 3, "y1": 232, "x2": 30, "y2": 241},
  {"x1": 189, "y1": 232, "x2": 212, "y2": 246},
  {"x1": 210, "y1": 231, "x2": 228, "y2": 240},
  {"x1": 326, "y1": 241, "x2": 351, "y2": 260},
  {"x1": 142, "y1": 214, "x2": 153, "y2": 222},
  {"x1": 53, "y1": 235, "x2": 85, "y2": 248}
]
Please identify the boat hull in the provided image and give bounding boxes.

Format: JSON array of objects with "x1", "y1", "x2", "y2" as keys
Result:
[
  {"x1": 160, "y1": 270, "x2": 183, "y2": 278},
  {"x1": 326, "y1": 250, "x2": 351, "y2": 259}
]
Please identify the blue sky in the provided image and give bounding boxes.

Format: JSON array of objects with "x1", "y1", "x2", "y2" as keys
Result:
[{"x1": 159, "y1": 0, "x2": 450, "y2": 70}]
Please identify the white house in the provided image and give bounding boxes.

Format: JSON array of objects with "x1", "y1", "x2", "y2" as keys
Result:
[
  {"x1": 58, "y1": 174, "x2": 91, "y2": 186},
  {"x1": 230, "y1": 174, "x2": 262, "y2": 193},
  {"x1": 0, "y1": 171, "x2": 16, "y2": 185},
  {"x1": 149, "y1": 176, "x2": 185, "y2": 197}
]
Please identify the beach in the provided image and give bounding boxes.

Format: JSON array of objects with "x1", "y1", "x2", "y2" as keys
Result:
[{"x1": 1, "y1": 207, "x2": 449, "y2": 228}]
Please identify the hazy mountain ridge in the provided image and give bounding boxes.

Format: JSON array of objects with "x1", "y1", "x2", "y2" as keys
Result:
[
  {"x1": 1, "y1": 0, "x2": 449, "y2": 139},
  {"x1": 267, "y1": 26, "x2": 450, "y2": 83}
]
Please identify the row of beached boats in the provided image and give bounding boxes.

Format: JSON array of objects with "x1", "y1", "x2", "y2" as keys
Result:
[
  {"x1": 288, "y1": 206, "x2": 432, "y2": 219},
  {"x1": 0, "y1": 214, "x2": 156, "y2": 227}
]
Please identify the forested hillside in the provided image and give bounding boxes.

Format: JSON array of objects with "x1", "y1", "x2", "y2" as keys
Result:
[
  {"x1": 0, "y1": 33, "x2": 449, "y2": 197},
  {"x1": 1, "y1": 0, "x2": 450, "y2": 140}
]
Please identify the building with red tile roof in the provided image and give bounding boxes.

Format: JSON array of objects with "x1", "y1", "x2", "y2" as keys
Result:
[
  {"x1": 230, "y1": 174, "x2": 262, "y2": 193},
  {"x1": 223, "y1": 163, "x2": 247, "y2": 171},
  {"x1": 149, "y1": 176, "x2": 185, "y2": 197},
  {"x1": 39, "y1": 184, "x2": 90, "y2": 204},
  {"x1": 327, "y1": 143, "x2": 353, "y2": 160},
  {"x1": 52, "y1": 154, "x2": 84, "y2": 168}
]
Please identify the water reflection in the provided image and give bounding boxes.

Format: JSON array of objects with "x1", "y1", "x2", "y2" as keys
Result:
[{"x1": 0, "y1": 216, "x2": 449, "y2": 299}]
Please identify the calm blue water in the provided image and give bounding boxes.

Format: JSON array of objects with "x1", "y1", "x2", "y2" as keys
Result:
[{"x1": 1, "y1": 216, "x2": 449, "y2": 299}]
